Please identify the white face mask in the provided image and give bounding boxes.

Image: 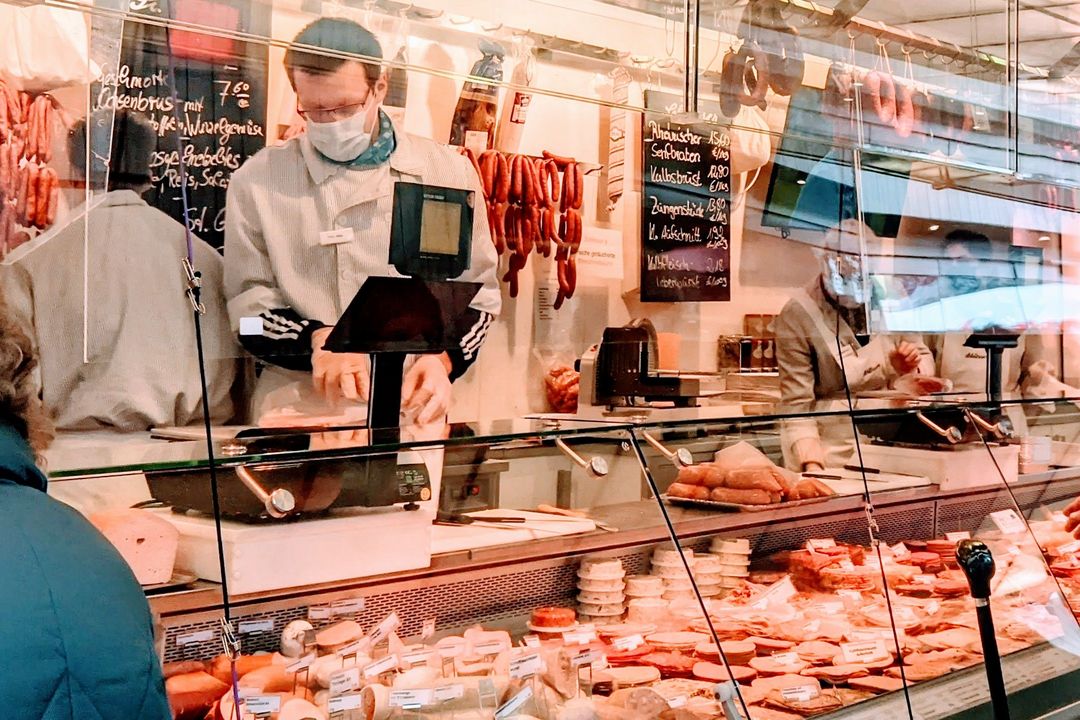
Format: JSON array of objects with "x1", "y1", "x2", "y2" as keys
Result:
[
  {"x1": 820, "y1": 253, "x2": 867, "y2": 308},
  {"x1": 305, "y1": 109, "x2": 374, "y2": 163}
]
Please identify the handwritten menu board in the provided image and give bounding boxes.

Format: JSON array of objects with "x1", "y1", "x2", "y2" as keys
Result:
[
  {"x1": 93, "y1": 4, "x2": 268, "y2": 249},
  {"x1": 640, "y1": 91, "x2": 732, "y2": 302}
]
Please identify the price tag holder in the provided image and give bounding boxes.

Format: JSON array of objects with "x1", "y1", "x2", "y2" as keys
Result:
[
  {"x1": 667, "y1": 695, "x2": 688, "y2": 709},
  {"x1": 945, "y1": 531, "x2": 972, "y2": 542},
  {"x1": 308, "y1": 606, "x2": 334, "y2": 621},
  {"x1": 1059, "y1": 540, "x2": 1080, "y2": 555},
  {"x1": 176, "y1": 629, "x2": 215, "y2": 646},
  {"x1": 402, "y1": 650, "x2": 436, "y2": 666},
  {"x1": 238, "y1": 619, "x2": 274, "y2": 635},
  {"x1": 363, "y1": 654, "x2": 399, "y2": 678},
  {"x1": 990, "y1": 509, "x2": 1028, "y2": 535},
  {"x1": 434, "y1": 684, "x2": 465, "y2": 703},
  {"x1": 807, "y1": 538, "x2": 837, "y2": 551},
  {"x1": 329, "y1": 667, "x2": 361, "y2": 696},
  {"x1": 474, "y1": 640, "x2": 508, "y2": 656},
  {"x1": 771, "y1": 652, "x2": 802, "y2": 667},
  {"x1": 331, "y1": 598, "x2": 366, "y2": 616},
  {"x1": 781, "y1": 685, "x2": 820, "y2": 702},
  {"x1": 563, "y1": 629, "x2": 597, "y2": 645},
  {"x1": 840, "y1": 639, "x2": 890, "y2": 664},
  {"x1": 494, "y1": 686, "x2": 533, "y2": 719},
  {"x1": 421, "y1": 618, "x2": 437, "y2": 639},
  {"x1": 244, "y1": 695, "x2": 282, "y2": 715},
  {"x1": 752, "y1": 576, "x2": 797, "y2": 610},
  {"x1": 336, "y1": 639, "x2": 369, "y2": 659},
  {"x1": 509, "y1": 653, "x2": 543, "y2": 679},
  {"x1": 368, "y1": 611, "x2": 401, "y2": 646},
  {"x1": 613, "y1": 634, "x2": 645, "y2": 651},
  {"x1": 522, "y1": 635, "x2": 541, "y2": 648},
  {"x1": 571, "y1": 648, "x2": 600, "y2": 667},
  {"x1": 914, "y1": 574, "x2": 936, "y2": 585},
  {"x1": 891, "y1": 543, "x2": 912, "y2": 560},
  {"x1": 390, "y1": 689, "x2": 433, "y2": 709},
  {"x1": 328, "y1": 694, "x2": 363, "y2": 713},
  {"x1": 286, "y1": 653, "x2": 316, "y2": 673}
]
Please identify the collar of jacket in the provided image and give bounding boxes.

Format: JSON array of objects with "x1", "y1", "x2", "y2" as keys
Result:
[
  {"x1": 0, "y1": 424, "x2": 47, "y2": 492},
  {"x1": 299, "y1": 111, "x2": 425, "y2": 185}
]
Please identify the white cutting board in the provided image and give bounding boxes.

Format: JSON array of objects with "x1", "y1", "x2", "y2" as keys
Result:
[
  {"x1": 814, "y1": 468, "x2": 932, "y2": 496},
  {"x1": 432, "y1": 509, "x2": 596, "y2": 554}
]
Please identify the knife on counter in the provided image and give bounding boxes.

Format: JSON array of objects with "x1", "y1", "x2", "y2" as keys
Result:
[{"x1": 533, "y1": 504, "x2": 618, "y2": 533}]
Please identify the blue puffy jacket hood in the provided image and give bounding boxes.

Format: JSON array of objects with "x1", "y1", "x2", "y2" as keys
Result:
[{"x1": 0, "y1": 424, "x2": 171, "y2": 719}]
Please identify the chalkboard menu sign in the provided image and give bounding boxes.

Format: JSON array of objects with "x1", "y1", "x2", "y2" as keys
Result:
[
  {"x1": 640, "y1": 91, "x2": 732, "y2": 302},
  {"x1": 93, "y1": 0, "x2": 269, "y2": 249}
]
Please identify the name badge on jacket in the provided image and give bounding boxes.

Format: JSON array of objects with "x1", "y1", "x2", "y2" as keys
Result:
[{"x1": 319, "y1": 227, "x2": 355, "y2": 245}]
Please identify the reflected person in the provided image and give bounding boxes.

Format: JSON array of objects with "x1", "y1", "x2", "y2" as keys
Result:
[{"x1": 0, "y1": 109, "x2": 237, "y2": 431}]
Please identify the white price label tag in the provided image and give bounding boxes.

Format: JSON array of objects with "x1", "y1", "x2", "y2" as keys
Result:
[
  {"x1": 523, "y1": 634, "x2": 541, "y2": 648},
  {"x1": 509, "y1": 653, "x2": 543, "y2": 679},
  {"x1": 308, "y1": 606, "x2": 334, "y2": 621},
  {"x1": 780, "y1": 685, "x2": 820, "y2": 702},
  {"x1": 336, "y1": 639, "x2": 369, "y2": 658},
  {"x1": 817, "y1": 602, "x2": 844, "y2": 615},
  {"x1": 390, "y1": 689, "x2": 434, "y2": 708},
  {"x1": 891, "y1": 542, "x2": 912, "y2": 560},
  {"x1": 838, "y1": 559, "x2": 856, "y2": 571},
  {"x1": 402, "y1": 650, "x2": 436, "y2": 665},
  {"x1": 990, "y1": 509, "x2": 1027, "y2": 535},
  {"x1": 328, "y1": 694, "x2": 363, "y2": 712},
  {"x1": 807, "y1": 538, "x2": 837, "y2": 551},
  {"x1": 433, "y1": 684, "x2": 465, "y2": 703},
  {"x1": 751, "y1": 576, "x2": 797, "y2": 610},
  {"x1": 474, "y1": 640, "x2": 508, "y2": 656},
  {"x1": 837, "y1": 589, "x2": 863, "y2": 601},
  {"x1": 804, "y1": 620, "x2": 822, "y2": 634},
  {"x1": 667, "y1": 696, "x2": 688, "y2": 709},
  {"x1": 329, "y1": 667, "x2": 361, "y2": 696},
  {"x1": 331, "y1": 598, "x2": 366, "y2": 615},
  {"x1": 571, "y1": 648, "x2": 600, "y2": 667},
  {"x1": 244, "y1": 695, "x2": 282, "y2": 714},
  {"x1": 771, "y1": 652, "x2": 802, "y2": 667},
  {"x1": 368, "y1": 611, "x2": 400, "y2": 645},
  {"x1": 914, "y1": 574, "x2": 937, "y2": 585},
  {"x1": 613, "y1": 634, "x2": 645, "y2": 651},
  {"x1": 926, "y1": 600, "x2": 941, "y2": 615},
  {"x1": 946, "y1": 531, "x2": 972, "y2": 542},
  {"x1": 841, "y1": 640, "x2": 890, "y2": 664},
  {"x1": 238, "y1": 619, "x2": 274, "y2": 635},
  {"x1": 175, "y1": 629, "x2": 215, "y2": 646},
  {"x1": 495, "y1": 686, "x2": 533, "y2": 719},
  {"x1": 363, "y1": 654, "x2": 399, "y2": 678},
  {"x1": 421, "y1": 618, "x2": 437, "y2": 639},
  {"x1": 286, "y1": 653, "x2": 316, "y2": 673},
  {"x1": 563, "y1": 629, "x2": 597, "y2": 645},
  {"x1": 1059, "y1": 540, "x2": 1080, "y2": 555}
]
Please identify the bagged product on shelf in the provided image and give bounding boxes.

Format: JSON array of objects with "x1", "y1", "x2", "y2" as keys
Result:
[
  {"x1": 449, "y1": 40, "x2": 504, "y2": 154},
  {"x1": 494, "y1": 38, "x2": 535, "y2": 154},
  {"x1": 0, "y1": 4, "x2": 99, "y2": 93}
]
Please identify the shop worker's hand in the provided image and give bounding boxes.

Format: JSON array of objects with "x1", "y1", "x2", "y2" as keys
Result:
[
  {"x1": 889, "y1": 340, "x2": 923, "y2": 375},
  {"x1": 1064, "y1": 496, "x2": 1080, "y2": 538},
  {"x1": 403, "y1": 354, "x2": 453, "y2": 425},
  {"x1": 311, "y1": 326, "x2": 370, "y2": 405}
]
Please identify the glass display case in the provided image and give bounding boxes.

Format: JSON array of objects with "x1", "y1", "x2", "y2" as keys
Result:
[{"x1": 1, "y1": 0, "x2": 1080, "y2": 717}]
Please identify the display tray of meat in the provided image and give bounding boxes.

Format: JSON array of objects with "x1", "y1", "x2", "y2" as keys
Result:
[{"x1": 663, "y1": 441, "x2": 836, "y2": 512}]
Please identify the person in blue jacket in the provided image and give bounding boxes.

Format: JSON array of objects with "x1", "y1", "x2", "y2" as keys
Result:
[{"x1": 0, "y1": 299, "x2": 171, "y2": 719}]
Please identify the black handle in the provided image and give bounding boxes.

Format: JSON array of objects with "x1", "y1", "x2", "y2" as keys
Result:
[
  {"x1": 956, "y1": 540, "x2": 1011, "y2": 720},
  {"x1": 957, "y1": 539, "x2": 996, "y2": 600}
]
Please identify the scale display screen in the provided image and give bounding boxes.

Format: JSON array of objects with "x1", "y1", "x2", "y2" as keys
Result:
[
  {"x1": 390, "y1": 181, "x2": 473, "y2": 279},
  {"x1": 419, "y1": 198, "x2": 462, "y2": 255}
]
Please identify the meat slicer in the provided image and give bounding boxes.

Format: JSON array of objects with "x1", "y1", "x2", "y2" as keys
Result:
[
  {"x1": 145, "y1": 430, "x2": 432, "y2": 522},
  {"x1": 578, "y1": 319, "x2": 704, "y2": 409}
]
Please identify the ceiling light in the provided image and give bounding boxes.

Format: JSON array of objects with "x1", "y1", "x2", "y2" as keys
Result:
[
  {"x1": 1038, "y1": 235, "x2": 1051, "y2": 242},
  {"x1": 796, "y1": 179, "x2": 806, "y2": 185},
  {"x1": 928, "y1": 224, "x2": 940, "y2": 232}
]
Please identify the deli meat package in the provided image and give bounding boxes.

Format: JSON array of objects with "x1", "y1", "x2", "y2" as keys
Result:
[
  {"x1": 89, "y1": 508, "x2": 179, "y2": 585},
  {"x1": 669, "y1": 441, "x2": 834, "y2": 505}
]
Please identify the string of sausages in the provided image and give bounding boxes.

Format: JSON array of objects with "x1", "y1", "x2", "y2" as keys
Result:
[
  {"x1": 459, "y1": 148, "x2": 584, "y2": 308},
  {"x1": 0, "y1": 80, "x2": 59, "y2": 258}
]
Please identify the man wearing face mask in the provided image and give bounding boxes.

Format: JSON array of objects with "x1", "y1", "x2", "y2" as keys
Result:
[
  {"x1": 925, "y1": 229, "x2": 1047, "y2": 396},
  {"x1": 225, "y1": 18, "x2": 500, "y2": 425},
  {"x1": 775, "y1": 220, "x2": 934, "y2": 472}
]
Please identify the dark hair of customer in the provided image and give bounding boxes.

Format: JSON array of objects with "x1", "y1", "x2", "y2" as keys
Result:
[
  {"x1": 284, "y1": 17, "x2": 383, "y2": 88},
  {"x1": 68, "y1": 108, "x2": 156, "y2": 193},
  {"x1": 944, "y1": 228, "x2": 993, "y2": 261}
]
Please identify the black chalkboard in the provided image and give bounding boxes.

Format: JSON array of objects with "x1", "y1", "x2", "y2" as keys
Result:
[
  {"x1": 93, "y1": 0, "x2": 269, "y2": 249},
  {"x1": 640, "y1": 91, "x2": 732, "y2": 302}
]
